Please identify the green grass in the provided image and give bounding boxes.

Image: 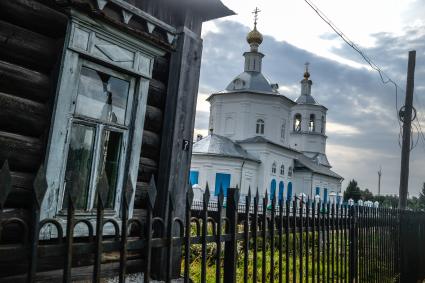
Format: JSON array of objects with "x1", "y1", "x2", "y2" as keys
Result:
[
  {"x1": 181, "y1": 229, "x2": 398, "y2": 282},
  {"x1": 182, "y1": 234, "x2": 350, "y2": 282}
]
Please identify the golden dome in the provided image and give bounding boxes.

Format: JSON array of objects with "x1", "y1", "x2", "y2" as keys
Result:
[{"x1": 246, "y1": 26, "x2": 263, "y2": 45}]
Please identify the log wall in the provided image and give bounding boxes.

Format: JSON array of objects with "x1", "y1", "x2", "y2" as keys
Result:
[
  {"x1": 0, "y1": 0, "x2": 171, "y2": 213},
  {"x1": 0, "y1": 0, "x2": 67, "y2": 208}
]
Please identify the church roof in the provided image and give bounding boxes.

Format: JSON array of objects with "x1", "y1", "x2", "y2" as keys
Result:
[
  {"x1": 294, "y1": 154, "x2": 343, "y2": 180},
  {"x1": 237, "y1": 136, "x2": 300, "y2": 153},
  {"x1": 193, "y1": 134, "x2": 260, "y2": 162},
  {"x1": 223, "y1": 71, "x2": 278, "y2": 94},
  {"x1": 295, "y1": 93, "x2": 318, "y2": 105}
]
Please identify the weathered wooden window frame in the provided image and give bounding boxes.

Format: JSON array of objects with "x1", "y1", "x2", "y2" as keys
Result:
[
  {"x1": 57, "y1": 59, "x2": 134, "y2": 216},
  {"x1": 41, "y1": 10, "x2": 165, "y2": 229}
]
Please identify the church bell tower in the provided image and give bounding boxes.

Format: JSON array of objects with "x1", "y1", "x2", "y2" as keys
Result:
[{"x1": 290, "y1": 64, "x2": 331, "y2": 167}]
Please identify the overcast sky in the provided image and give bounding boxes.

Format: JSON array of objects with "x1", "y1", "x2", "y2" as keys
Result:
[{"x1": 194, "y1": 0, "x2": 425, "y2": 196}]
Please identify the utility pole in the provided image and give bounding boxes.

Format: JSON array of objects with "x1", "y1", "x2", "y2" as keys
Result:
[
  {"x1": 398, "y1": 50, "x2": 416, "y2": 209},
  {"x1": 378, "y1": 167, "x2": 382, "y2": 196}
]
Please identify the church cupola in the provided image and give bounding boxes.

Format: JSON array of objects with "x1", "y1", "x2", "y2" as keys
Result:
[
  {"x1": 296, "y1": 63, "x2": 318, "y2": 105},
  {"x1": 244, "y1": 8, "x2": 264, "y2": 73},
  {"x1": 290, "y1": 63, "x2": 330, "y2": 167}
]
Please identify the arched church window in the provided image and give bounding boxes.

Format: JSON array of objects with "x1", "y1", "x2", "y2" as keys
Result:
[
  {"x1": 281, "y1": 123, "x2": 286, "y2": 139},
  {"x1": 256, "y1": 119, "x2": 265, "y2": 135},
  {"x1": 271, "y1": 162, "x2": 277, "y2": 174},
  {"x1": 294, "y1": 114, "x2": 301, "y2": 132},
  {"x1": 288, "y1": 166, "x2": 293, "y2": 177},
  {"x1": 309, "y1": 114, "x2": 316, "y2": 132},
  {"x1": 280, "y1": 164, "x2": 285, "y2": 175},
  {"x1": 321, "y1": 116, "x2": 325, "y2": 134}
]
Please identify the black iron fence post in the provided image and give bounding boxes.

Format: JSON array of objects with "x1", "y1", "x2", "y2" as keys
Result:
[
  {"x1": 348, "y1": 205, "x2": 357, "y2": 283},
  {"x1": 145, "y1": 176, "x2": 157, "y2": 283},
  {"x1": 28, "y1": 166, "x2": 47, "y2": 283},
  {"x1": 184, "y1": 183, "x2": 193, "y2": 283},
  {"x1": 223, "y1": 187, "x2": 239, "y2": 283}
]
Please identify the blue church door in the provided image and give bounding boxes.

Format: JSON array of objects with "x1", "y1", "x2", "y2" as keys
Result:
[
  {"x1": 215, "y1": 173, "x2": 231, "y2": 196},
  {"x1": 287, "y1": 182, "x2": 293, "y2": 200},
  {"x1": 270, "y1": 179, "x2": 277, "y2": 199},
  {"x1": 279, "y1": 181, "x2": 284, "y2": 201}
]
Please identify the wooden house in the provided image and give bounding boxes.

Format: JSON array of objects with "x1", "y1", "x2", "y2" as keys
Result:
[{"x1": 0, "y1": 0, "x2": 233, "y2": 280}]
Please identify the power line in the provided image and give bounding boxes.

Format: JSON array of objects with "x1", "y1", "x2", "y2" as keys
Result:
[
  {"x1": 412, "y1": 94, "x2": 425, "y2": 149},
  {"x1": 303, "y1": 0, "x2": 408, "y2": 147}
]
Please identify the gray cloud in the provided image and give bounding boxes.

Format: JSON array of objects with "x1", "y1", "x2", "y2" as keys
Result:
[{"x1": 197, "y1": 20, "x2": 425, "y2": 195}]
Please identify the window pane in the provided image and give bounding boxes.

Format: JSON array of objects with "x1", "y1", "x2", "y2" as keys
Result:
[
  {"x1": 63, "y1": 124, "x2": 95, "y2": 210},
  {"x1": 76, "y1": 67, "x2": 130, "y2": 125},
  {"x1": 97, "y1": 130, "x2": 122, "y2": 209}
]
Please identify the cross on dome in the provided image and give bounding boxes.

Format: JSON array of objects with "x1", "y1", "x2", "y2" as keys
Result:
[
  {"x1": 247, "y1": 7, "x2": 263, "y2": 48},
  {"x1": 252, "y1": 7, "x2": 261, "y2": 27},
  {"x1": 304, "y1": 62, "x2": 311, "y2": 79}
]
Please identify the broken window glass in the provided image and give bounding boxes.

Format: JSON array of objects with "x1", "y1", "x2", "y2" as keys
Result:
[
  {"x1": 97, "y1": 130, "x2": 122, "y2": 209},
  {"x1": 76, "y1": 67, "x2": 130, "y2": 125},
  {"x1": 63, "y1": 123, "x2": 95, "y2": 210}
]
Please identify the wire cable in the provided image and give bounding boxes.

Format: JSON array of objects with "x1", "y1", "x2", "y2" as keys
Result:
[{"x1": 304, "y1": 0, "x2": 408, "y2": 148}]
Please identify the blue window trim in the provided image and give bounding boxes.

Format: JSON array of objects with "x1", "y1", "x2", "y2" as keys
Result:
[
  {"x1": 315, "y1": 187, "x2": 320, "y2": 196},
  {"x1": 215, "y1": 173, "x2": 231, "y2": 196},
  {"x1": 189, "y1": 170, "x2": 199, "y2": 186}
]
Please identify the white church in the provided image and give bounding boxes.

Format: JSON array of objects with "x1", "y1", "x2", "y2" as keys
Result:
[{"x1": 190, "y1": 21, "x2": 343, "y2": 202}]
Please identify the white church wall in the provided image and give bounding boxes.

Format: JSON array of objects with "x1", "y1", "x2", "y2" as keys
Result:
[
  {"x1": 239, "y1": 142, "x2": 298, "y2": 197},
  {"x1": 291, "y1": 171, "x2": 342, "y2": 201},
  {"x1": 290, "y1": 104, "x2": 327, "y2": 154},
  {"x1": 209, "y1": 93, "x2": 292, "y2": 147},
  {"x1": 190, "y1": 155, "x2": 259, "y2": 200},
  {"x1": 311, "y1": 174, "x2": 342, "y2": 201},
  {"x1": 293, "y1": 171, "x2": 313, "y2": 197}
]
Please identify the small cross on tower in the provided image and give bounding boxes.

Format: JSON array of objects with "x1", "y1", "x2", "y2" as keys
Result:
[
  {"x1": 305, "y1": 62, "x2": 310, "y2": 73},
  {"x1": 252, "y1": 7, "x2": 261, "y2": 27}
]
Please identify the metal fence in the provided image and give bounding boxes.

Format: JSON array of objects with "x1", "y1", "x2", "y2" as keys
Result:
[{"x1": 1, "y1": 162, "x2": 425, "y2": 282}]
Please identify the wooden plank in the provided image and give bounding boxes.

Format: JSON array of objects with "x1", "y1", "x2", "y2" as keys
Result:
[
  {"x1": 0, "y1": 60, "x2": 50, "y2": 102},
  {"x1": 141, "y1": 130, "x2": 160, "y2": 148},
  {"x1": 134, "y1": 181, "x2": 149, "y2": 207},
  {"x1": 152, "y1": 55, "x2": 170, "y2": 82},
  {"x1": 147, "y1": 79, "x2": 167, "y2": 108},
  {"x1": 154, "y1": 26, "x2": 204, "y2": 280},
  {"x1": 140, "y1": 130, "x2": 160, "y2": 160},
  {"x1": 10, "y1": 171, "x2": 35, "y2": 190},
  {"x1": 0, "y1": 92, "x2": 48, "y2": 137},
  {"x1": 2, "y1": 171, "x2": 35, "y2": 208},
  {"x1": 0, "y1": 0, "x2": 67, "y2": 39},
  {"x1": 0, "y1": 130, "x2": 43, "y2": 172},
  {"x1": 144, "y1": 105, "x2": 163, "y2": 133},
  {"x1": 138, "y1": 157, "x2": 158, "y2": 182},
  {"x1": 0, "y1": 258, "x2": 145, "y2": 283},
  {"x1": 0, "y1": 20, "x2": 59, "y2": 72}
]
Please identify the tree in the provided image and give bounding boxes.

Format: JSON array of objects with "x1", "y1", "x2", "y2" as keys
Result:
[
  {"x1": 361, "y1": 188, "x2": 374, "y2": 200},
  {"x1": 418, "y1": 183, "x2": 425, "y2": 210},
  {"x1": 408, "y1": 196, "x2": 420, "y2": 210},
  {"x1": 343, "y1": 179, "x2": 362, "y2": 202}
]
